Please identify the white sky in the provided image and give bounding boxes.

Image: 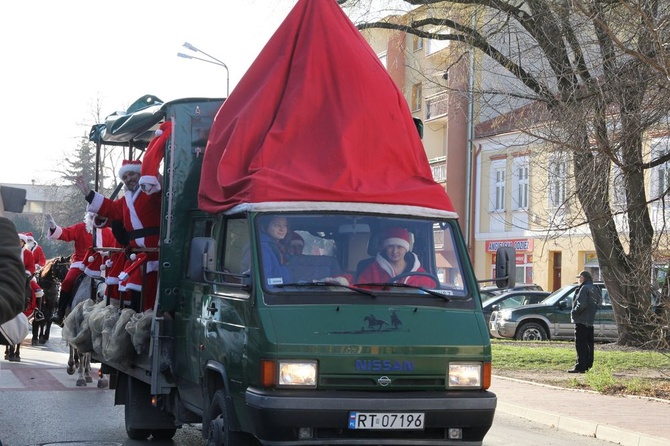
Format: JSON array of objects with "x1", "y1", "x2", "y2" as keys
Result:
[
  {"x1": 0, "y1": 0, "x2": 413, "y2": 186},
  {"x1": 0, "y1": 1, "x2": 301, "y2": 185}
]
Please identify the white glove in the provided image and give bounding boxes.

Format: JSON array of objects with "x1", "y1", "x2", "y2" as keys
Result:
[
  {"x1": 322, "y1": 276, "x2": 350, "y2": 286},
  {"x1": 46, "y1": 214, "x2": 56, "y2": 230}
]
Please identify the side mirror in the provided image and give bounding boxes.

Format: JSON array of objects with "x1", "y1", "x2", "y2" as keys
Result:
[
  {"x1": 188, "y1": 237, "x2": 217, "y2": 282},
  {"x1": 0, "y1": 186, "x2": 27, "y2": 213},
  {"x1": 495, "y1": 247, "x2": 516, "y2": 289},
  {"x1": 491, "y1": 304, "x2": 500, "y2": 311}
]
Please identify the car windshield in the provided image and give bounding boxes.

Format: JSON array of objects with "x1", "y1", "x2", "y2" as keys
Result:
[
  {"x1": 541, "y1": 284, "x2": 579, "y2": 305},
  {"x1": 254, "y1": 212, "x2": 468, "y2": 300}
]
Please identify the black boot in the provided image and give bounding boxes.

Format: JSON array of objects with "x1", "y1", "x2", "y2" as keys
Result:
[{"x1": 51, "y1": 291, "x2": 71, "y2": 326}]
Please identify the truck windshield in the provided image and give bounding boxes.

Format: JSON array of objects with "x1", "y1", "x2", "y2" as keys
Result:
[{"x1": 255, "y1": 213, "x2": 467, "y2": 298}]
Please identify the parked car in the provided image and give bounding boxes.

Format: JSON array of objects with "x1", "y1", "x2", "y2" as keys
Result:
[
  {"x1": 489, "y1": 282, "x2": 616, "y2": 341},
  {"x1": 481, "y1": 290, "x2": 551, "y2": 322},
  {"x1": 479, "y1": 283, "x2": 544, "y2": 301}
]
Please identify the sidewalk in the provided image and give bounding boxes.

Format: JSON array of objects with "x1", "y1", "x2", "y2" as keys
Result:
[{"x1": 492, "y1": 375, "x2": 670, "y2": 446}]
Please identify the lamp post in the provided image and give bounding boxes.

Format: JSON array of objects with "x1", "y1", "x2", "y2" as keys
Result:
[{"x1": 177, "y1": 42, "x2": 230, "y2": 97}]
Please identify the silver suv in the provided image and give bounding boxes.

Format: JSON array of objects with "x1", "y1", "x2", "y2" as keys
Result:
[{"x1": 489, "y1": 282, "x2": 615, "y2": 341}]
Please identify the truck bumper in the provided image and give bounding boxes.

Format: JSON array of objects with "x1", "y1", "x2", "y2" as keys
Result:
[{"x1": 245, "y1": 388, "x2": 496, "y2": 445}]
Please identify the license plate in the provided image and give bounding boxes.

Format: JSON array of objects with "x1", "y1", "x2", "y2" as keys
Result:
[{"x1": 348, "y1": 412, "x2": 424, "y2": 430}]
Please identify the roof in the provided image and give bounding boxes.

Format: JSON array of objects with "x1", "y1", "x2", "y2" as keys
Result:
[{"x1": 197, "y1": 0, "x2": 455, "y2": 217}]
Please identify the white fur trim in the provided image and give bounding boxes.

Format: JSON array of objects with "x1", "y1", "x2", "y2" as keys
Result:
[
  {"x1": 118, "y1": 163, "x2": 141, "y2": 179},
  {"x1": 49, "y1": 226, "x2": 64, "y2": 240},
  {"x1": 84, "y1": 267, "x2": 102, "y2": 278},
  {"x1": 125, "y1": 189, "x2": 146, "y2": 248},
  {"x1": 139, "y1": 175, "x2": 161, "y2": 195},
  {"x1": 224, "y1": 202, "x2": 459, "y2": 219},
  {"x1": 383, "y1": 237, "x2": 410, "y2": 250},
  {"x1": 87, "y1": 192, "x2": 105, "y2": 213}
]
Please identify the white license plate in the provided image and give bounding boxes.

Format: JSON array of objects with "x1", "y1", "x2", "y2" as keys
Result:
[{"x1": 348, "y1": 412, "x2": 424, "y2": 430}]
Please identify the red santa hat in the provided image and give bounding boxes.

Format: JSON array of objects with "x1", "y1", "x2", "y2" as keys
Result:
[
  {"x1": 118, "y1": 159, "x2": 142, "y2": 179},
  {"x1": 382, "y1": 227, "x2": 411, "y2": 250},
  {"x1": 26, "y1": 232, "x2": 35, "y2": 242},
  {"x1": 18, "y1": 233, "x2": 28, "y2": 243},
  {"x1": 139, "y1": 120, "x2": 173, "y2": 195},
  {"x1": 82, "y1": 249, "x2": 107, "y2": 278}
]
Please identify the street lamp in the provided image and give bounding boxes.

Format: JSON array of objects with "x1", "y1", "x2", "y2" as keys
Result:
[{"x1": 177, "y1": 42, "x2": 230, "y2": 97}]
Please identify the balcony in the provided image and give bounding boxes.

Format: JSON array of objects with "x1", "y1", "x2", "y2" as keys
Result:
[{"x1": 425, "y1": 91, "x2": 449, "y2": 122}]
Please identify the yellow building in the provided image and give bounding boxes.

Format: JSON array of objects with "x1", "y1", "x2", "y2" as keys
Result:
[{"x1": 360, "y1": 9, "x2": 670, "y2": 293}]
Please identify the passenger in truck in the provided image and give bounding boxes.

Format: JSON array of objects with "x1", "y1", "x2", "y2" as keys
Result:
[
  {"x1": 356, "y1": 227, "x2": 436, "y2": 288},
  {"x1": 259, "y1": 216, "x2": 292, "y2": 286}
]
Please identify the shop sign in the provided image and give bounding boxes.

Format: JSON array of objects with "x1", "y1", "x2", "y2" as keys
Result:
[{"x1": 486, "y1": 239, "x2": 533, "y2": 253}]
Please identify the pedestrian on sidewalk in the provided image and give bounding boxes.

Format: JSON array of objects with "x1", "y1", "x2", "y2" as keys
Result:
[{"x1": 568, "y1": 270, "x2": 601, "y2": 373}]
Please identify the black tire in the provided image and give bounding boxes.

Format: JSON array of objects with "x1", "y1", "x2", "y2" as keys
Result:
[
  {"x1": 515, "y1": 322, "x2": 548, "y2": 341},
  {"x1": 152, "y1": 428, "x2": 177, "y2": 440},
  {"x1": 207, "y1": 390, "x2": 248, "y2": 446},
  {"x1": 126, "y1": 427, "x2": 151, "y2": 440}
]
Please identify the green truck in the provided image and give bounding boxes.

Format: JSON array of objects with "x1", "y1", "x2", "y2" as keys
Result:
[{"x1": 84, "y1": 1, "x2": 515, "y2": 445}]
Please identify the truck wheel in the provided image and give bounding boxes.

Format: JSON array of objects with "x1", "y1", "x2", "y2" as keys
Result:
[
  {"x1": 515, "y1": 322, "x2": 548, "y2": 341},
  {"x1": 152, "y1": 428, "x2": 177, "y2": 439},
  {"x1": 126, "y1": 427, "x2": 151, "y2": 440},
  {"x1": 207, "y1": 390, "x2": 247, "y2": 446}
]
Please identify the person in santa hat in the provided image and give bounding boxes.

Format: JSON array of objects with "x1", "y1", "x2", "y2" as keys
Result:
[
  {"x1": 74, "y1": 122, "x2": 169, "y2": 312},
  {"x1": 48, "y1": 212, "x2": 115, "y2": 325},
  {"x1": 19, "y1": 232, "x2": 43, "y2": 320},
  {"x1": 354, "y1": 227, "x2": 436, "y2": 288},
  {"x1": 26, "y1": 232, "x2": 46, "y2": 271}
]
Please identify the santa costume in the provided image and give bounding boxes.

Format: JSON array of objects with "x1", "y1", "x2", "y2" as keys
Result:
[
  {"x1": 84, "y1": 124, "x2": 169, "y2": 311},
  {"x1": 356, "y1": 227, "x2": 435, "y2": 288},
  {"x1": 19, "y1": 233, "x2": 43, "y2": 318},
  {"x1": 49, "y1": 213, "x2": 115, "y2": 322},
  {"x1": 26, "y1": 233, "x2": 46, "y2": 270}
]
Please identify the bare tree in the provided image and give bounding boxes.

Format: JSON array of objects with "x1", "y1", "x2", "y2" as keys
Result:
[{"x1": 346, "y1": 0, "x2": 670, "y2": 346}]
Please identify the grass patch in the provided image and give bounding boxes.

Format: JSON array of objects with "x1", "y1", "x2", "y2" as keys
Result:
[{"x1": 491, "y1": 339, "x2": 670, "y2": 398}]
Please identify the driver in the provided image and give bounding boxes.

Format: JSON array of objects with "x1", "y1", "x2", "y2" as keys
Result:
[{"x1": 356, "y1": 227, "x2": 435, "y2": 287}]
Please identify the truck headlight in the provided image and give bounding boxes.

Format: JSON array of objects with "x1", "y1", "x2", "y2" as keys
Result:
[
  {"x1": 448, "y1": 363, "x2": 482, "y2": 388},
  {"x1": 278, "y1": 360, "x2": 317, "y2": 387}
]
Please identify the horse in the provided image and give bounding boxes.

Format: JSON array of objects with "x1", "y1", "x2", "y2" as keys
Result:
[
  {"x1": 31, "y1": 256, "x2": 71, "y2": 346},
  {"x1": 63, "y1": 273, "x2": 107, "y2": 387}
]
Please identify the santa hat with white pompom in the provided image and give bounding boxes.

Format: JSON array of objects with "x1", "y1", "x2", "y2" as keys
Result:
[
  {"x1": 139, "y1": 120, "x2": 172, "y2": 195},
  {"x1": 82, "y1": 249, "x2": 108, "y2": 278}
]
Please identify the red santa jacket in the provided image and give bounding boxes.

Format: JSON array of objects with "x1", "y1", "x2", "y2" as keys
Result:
[
  {"x1": 357, "y1": 252, "x2": 435, "y2": 288},
  {"x1": 87, "y1": 188, "x2": 161, "y2": 249},
  {"x1": 31, "y1": 244, "x2": 46, "y2": 269},
  {"x1": 49, "y1": 222, "x2": 113, "y2": 269},
  {"x1": 21, "y1": 246, "x2": 36, "y2": 276}
]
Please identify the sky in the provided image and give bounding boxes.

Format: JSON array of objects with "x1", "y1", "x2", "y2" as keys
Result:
[
  {"x1": 0, "y1": 1, "x2": 301, "y2": 185},
  {"x1": 0, "y1": 0, "x2": 414, "y2": 186}
]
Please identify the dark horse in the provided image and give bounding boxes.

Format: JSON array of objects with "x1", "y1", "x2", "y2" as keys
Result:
[{"x1": 31, "y1": 255, "x2": 71, "y2": 346}]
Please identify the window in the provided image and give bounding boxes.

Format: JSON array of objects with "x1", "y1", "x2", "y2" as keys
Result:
[
  {"x1": 513, "y1": 157, "x2": 529, "y2": 210},
  {"x1": 651, "y1": 137, "x2": 670, "y2": 205},
  {"x1": 548, "y1": 156, "x2": 567, "y2": 208},
  {"x1": 426, "y1": 30, "x2": 449, "y2": 55},
  {"x1": 412, "y1": 34, "x2": 423, "y2": 51},
  {"x1": 431, "y1": 161, "x2": 446, "y2": 182},
  {"x1": 223, "y1": 218, "x2": 251, "y2": 276},
  {"x1": 378, "y1": 52, "x2": 387, "y2": 69},
  {"x1": 611, "y1": 164, "x2": 626, "y2": 209},
  {"x1": 494, "y1": 167, "x2": 506, "y2": 211},
  {"x1": 411, "y1": 83, "x2": 422, "y2": 111}
]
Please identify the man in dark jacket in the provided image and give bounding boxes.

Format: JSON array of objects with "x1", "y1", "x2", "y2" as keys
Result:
[
  {"x1": 0, "y1": 217, "x2": 26, "y2": 325},
  {"x1": 569, "y1": 270, "x2": 601, "y2": 373}
]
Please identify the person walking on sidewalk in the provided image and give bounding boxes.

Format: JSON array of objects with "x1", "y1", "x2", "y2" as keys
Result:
[{"x1": 568, "y1": 270, "x2": 601, "y2": 373}]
